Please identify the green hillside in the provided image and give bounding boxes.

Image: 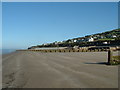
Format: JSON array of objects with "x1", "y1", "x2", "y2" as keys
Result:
[{"x1": 28, "y1": 28, "x2": 120, "y2": 49}]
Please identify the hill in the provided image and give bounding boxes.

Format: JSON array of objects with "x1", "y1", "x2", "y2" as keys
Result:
[{"x1": 28, "y1": 28, "x2": 120, "y2": 49}]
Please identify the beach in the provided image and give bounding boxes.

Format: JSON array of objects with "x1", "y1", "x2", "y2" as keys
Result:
[{"x1": 2, "y1": 51, "x2": 118, "y2": 88}]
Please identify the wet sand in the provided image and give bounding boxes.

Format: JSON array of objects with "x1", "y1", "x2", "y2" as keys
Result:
[{"x1": 2, "y1": 51, "x2": 118, "y2": 88}]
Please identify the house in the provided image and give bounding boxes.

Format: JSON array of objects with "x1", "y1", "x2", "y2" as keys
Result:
[
  {"x1": 112, "y1": 35, "x2": 117, "y2": 38},
  {"x1": 103, "y1": 42, "x2": 108, "y2": 44},
  {"x1": 103, "y1": 41, "x2": 110, "y2": 44},
  {"x1": 73, "y1": 46, "x2": 79, "y2": 50},
  {"x1": 76, "y1": 39, "x2": 84, "y2": 42},
  {"x1": 100, "y1": 36, "x2": 104, "y2": 39},
  {"x1": 73, "y1": 39, "x2": 77, "y2": 42},
  {"x1": 88, "y1": 37, "x2": 94, "y2": 42},
  {"x1": 71, "y1": 39, "x2": 76, "y2": 43}
]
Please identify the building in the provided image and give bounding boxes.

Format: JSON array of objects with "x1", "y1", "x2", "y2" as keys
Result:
[
  {"x1": 103, "y1": 42, "x2": 108, "y2": 44},
  {"x1": 112, "y1": 35, "x2": 117, "y2": 38},
  {"x1": 88, "y1": 37, "x2": 94, "y2": 42},
  {"x1": 73, "y1": 39, "x2": 77, "y2": 42}
]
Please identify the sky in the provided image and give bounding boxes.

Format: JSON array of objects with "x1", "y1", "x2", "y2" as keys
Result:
[{"x1": 2, "y1": 2, "x2": 118, "y2": 49}]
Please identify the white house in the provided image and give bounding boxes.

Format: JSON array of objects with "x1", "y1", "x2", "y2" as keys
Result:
[
  {"x1": 88, "y1": 37, "x2": 94, "y2": 42},
  {"x1": 103, "y1": 42, "x2": 108, "y2": 44},
  {"x1": 73, "y1": 39, "x2": 77, "y2": 42},
  {"x1": 112, "y1": 35, "x2": 117, "y2": 38}
]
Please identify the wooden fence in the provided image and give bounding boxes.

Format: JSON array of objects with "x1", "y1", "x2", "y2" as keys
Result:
[{"x1": 17, "y1": 48, "x2": 109, "y2": 53}]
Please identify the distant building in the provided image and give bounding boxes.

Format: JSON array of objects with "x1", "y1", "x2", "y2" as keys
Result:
[
  {"x1": 76, "y1": 39, "x2": 84, "y2": 43},
  {"x1": 73, "y1": 40, "x2": 77, "y2": 42},
  {"x1": 100, "y1": 36, "x2": 104, "y2": 39},
  {"x1": 112, "y1": 35, "x2": 117, "y2": 38},
  {"x1": 73, "y1": 46, "x2": 79, "y2": 49},
  {"x1": 103, "y1": 41, "x2": 110, "y2": 44},
  {"x1": 103, "y1": 42, "x2": 108, "y2": 44},
  {"x1": 88, "y1": 37, "x2": 94, "y2": 42}
]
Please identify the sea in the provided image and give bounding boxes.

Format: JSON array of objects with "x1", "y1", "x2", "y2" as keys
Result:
[{"x1": 0, "y1": 49, "x2": 16, "y2": 55}]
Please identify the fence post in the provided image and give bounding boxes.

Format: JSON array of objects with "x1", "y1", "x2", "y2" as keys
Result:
[{"x1": 108, "y1": 50, "x2": 113, "y2": 65}]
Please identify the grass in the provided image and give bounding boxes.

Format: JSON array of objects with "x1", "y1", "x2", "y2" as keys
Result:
[
  {"x1": 110, "y1": 56, "x2": 120, "y2": 65},
  {"x1": 112, "y1": 56, "x2": 120, "y2": 60},
  {"x1": 98, "y1": 38, "x2": 115, "y2": 41}
]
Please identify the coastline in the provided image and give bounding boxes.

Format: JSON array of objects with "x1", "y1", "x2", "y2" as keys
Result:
[
  {"x1": 2, "y1": 51, "x2": 118, "y2": 88},
  {"x1": 1, "y1": 49, "x2": 16, "y2": 55}
]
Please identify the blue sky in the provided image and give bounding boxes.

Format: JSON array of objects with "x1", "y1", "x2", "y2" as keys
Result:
[{"x1": 2, "y1": 2, "x2": 118, "y2": 49}]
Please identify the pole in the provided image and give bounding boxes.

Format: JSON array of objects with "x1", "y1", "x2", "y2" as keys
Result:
[{"x1": 108, "y1": 49, "x2": 113, "y2": 65}]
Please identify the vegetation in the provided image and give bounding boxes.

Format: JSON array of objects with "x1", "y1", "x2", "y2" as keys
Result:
[
  {"x1": 28, "y1": 28, "x2": 120, "y2": 49},
  {"x1": 109, "y1": 56, "x2": 120, "y2": 65},
  {"x1": 98, "y1": 38, "x2": 115, "y2": 41},
  {"x1": 112, "y1": 56, "x2": 120, "y2": 61}
]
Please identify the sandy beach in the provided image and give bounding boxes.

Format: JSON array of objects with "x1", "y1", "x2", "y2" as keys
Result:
[{"x1": 2, "y1": 51, "x2": 118, "y2": 88}]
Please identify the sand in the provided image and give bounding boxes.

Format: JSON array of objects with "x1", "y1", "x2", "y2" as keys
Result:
[{"x1": 2, "y1": 51, "x2": 118, "y2": 88}]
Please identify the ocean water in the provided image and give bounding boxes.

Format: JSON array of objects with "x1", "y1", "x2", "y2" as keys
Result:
[{"x1": 0, "y1": 49, "x2": 16, "y2": 55}]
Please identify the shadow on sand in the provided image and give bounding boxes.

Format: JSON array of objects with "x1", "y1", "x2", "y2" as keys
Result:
[{"x1": 84, "y1": 62, "x2": 109, "y2": 65}]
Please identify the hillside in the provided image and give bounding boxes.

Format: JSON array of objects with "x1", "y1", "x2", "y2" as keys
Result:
[{"x1": 28, "y1": 28, "x2": 120, "y2": 49}]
